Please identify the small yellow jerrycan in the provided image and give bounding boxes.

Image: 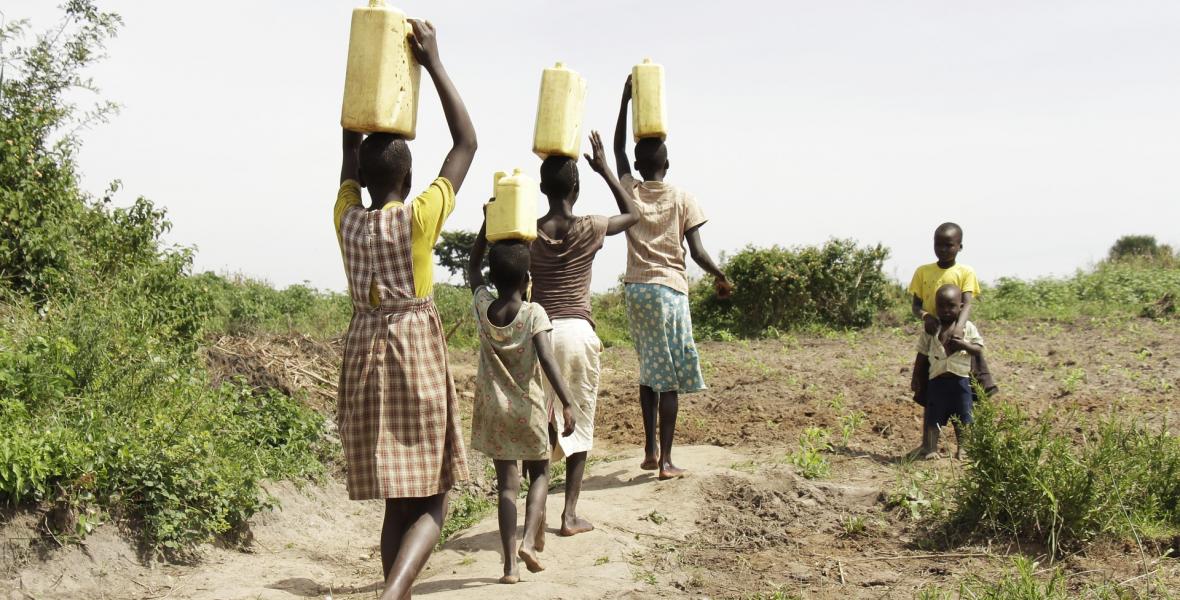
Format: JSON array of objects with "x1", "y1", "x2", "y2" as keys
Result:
[
  {"x1": 631, "y1": 58, "x2": 667, "y2": 141},
  {"x1": 485, "y1": 170, "x2": 539, "y2": 242},
  {"x1": 532, "y1": 62, "x2": 587, "y2": 159},
  {"x1": 340, "y1": 0, "x2": 421, "y2": 138}
]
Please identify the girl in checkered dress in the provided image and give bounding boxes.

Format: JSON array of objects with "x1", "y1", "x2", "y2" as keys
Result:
[{"x1": 334, "y1": 20, "x2": 477, "y2": 600}]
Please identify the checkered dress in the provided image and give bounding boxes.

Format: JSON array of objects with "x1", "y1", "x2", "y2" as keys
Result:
[{"x1": 337, "y1": 201, "x2": 469, "y2": 500}]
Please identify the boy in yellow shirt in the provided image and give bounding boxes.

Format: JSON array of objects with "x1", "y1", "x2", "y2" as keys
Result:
[{"x1": 907, "y1": 222, "x2": 997, "y2": 399}]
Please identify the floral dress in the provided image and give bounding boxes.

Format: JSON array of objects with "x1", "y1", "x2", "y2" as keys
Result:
[{"x1": 470, "y1": 286, "x2": 554, "y2": 460}]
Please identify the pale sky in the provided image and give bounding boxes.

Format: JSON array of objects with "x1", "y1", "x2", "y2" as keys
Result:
[{"x1": 8, "y1": 1, "x2": 1180, "y2": 292}]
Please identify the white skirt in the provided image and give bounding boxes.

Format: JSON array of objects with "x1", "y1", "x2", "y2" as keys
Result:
[{"x1": 543, "y1": 318, "x2": 603, "y2": 457}]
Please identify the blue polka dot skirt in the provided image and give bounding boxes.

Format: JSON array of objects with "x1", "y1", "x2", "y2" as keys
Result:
[{"x1": 624, "y1": 283, "x2": 707, "y2": 394}]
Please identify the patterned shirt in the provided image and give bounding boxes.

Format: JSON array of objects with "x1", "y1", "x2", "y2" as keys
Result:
[
  {"x1": 333, "y1": 177, "x2": 455, "y2": 300},
  {"x1": 622, "y1": 180, "x2": 707, "y2": 294},
  {"x1": 916, "y1": 321, "x2": 985, "y2": 379}
]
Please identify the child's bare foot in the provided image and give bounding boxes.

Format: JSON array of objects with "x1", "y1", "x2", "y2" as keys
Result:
[
  {"x1": 559, "y1": 513, "x2": 595, "y2": 536},
  {"x1": 500, "y1": 557, "x2": 520, "y2": 584},
  {"x1": 658, "y1": 464, "x2": 687, "y2": 480},
  {"x1": 517, "y1": 546, "x2": 544, "y2": 573},
  {"x1": 640, "y1": 456, "x2": 659, "y2": 471},
  {"x1": 922, "y1": 451, "x2": 941, "y2": 460}
]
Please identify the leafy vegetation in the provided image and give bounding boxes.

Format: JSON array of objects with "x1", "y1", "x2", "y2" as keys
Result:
[
  {"x1": 976, "y1": 261, "x2": 1180, "y2": 322},
  {"x1": 0, "y1": 2, "x2": 326, "y2": 552},
  {"x1": 692, "y1": 240, "x2": 893, "y2": 338},
  {"x1": 916, "y1": 556, "x2": 1174, "y2": 600},
  {"x1": 1107, "y1": 234, "x2": 1176, "y2": 264},
  {"x1": 943, "y1": 400, "x2": 1180, "y2": 556}
]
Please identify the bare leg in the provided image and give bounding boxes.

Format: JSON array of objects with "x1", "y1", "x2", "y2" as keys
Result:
[
  {"x1": 380, "y1": 493, "x2": 448, "y2": 600},
  {"x1": 639, "y1": 385, "x2": 659, "y2": 469},
  {"x1": 381, "y1": 500, "x2": 409, "y2": 580},
  {"x1": 517, "y1": 459, "x2": 549, "y2": 573},
  {"x1": 657, "y1": 391, "x2": 686, "y2": 479},
  {"x1": 559, "y1": 451, "x2": 594, "y2": 536},
  {"x1": 493, "y1": 460, "x2": 521, "y2": 584}
]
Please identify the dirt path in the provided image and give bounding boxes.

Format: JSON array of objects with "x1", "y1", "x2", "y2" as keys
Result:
[{"x1": 2, "y1": 446, "x2": 749, "y2": 600}]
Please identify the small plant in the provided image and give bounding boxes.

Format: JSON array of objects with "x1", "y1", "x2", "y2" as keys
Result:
[
  {"x1": 789, "y1": 427, "x2": 831, "y2": 479},
  {"x1": 594, "y1": 555, "x2": 610, "y2": 566},
  {"x1": 840, "y1": 515, "x2": 868, "y2": 538},
  {"x1": 730, "y1": 460, "x2": 758, "y2": 474},
  {"x1": 837, "y1": 410, "x2": 866, "y2": 448},
  {"x1": 1058, "y1": 367, "x2": 1087, "y2": 395},
  {"x1": 641, "y1": 510, "x2": 668, "y2": 525}
]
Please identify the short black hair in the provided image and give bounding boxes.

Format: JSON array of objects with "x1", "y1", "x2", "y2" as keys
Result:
[
  {"x1": 488, "y1": 240, "x2": 530, "y2": 291},
  {"x1": 634, "y1": 138, "x2": 668, "y2": 172},
  {"x1": 935, "y1": 222, "x2": 963, "y2": 241},
  {"x1": 936, "y1": 283, "x2": 962, "y2": 302},
  {"x1": 540, "y1": 155, "x2": 579, "y2": 200},
  {"x1": 359, "y1": 133, "x2": 411, "y2": 189}
]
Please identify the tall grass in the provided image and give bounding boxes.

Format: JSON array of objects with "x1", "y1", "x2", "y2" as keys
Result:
[
  {"x1": 916, "y1": 556, "x2": 1173, "y2": 600},
  {"x1": 974, "y1": 262, "x2": 1180, "y2": 322},
  {"x1": 946, "y1": 400, "x2": 1180, "y2": 556}
]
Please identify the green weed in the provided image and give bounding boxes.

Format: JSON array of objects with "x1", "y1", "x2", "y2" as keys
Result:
[
  {"x1": 439, "y1": 489, "x2": 494, "y2": 547},
  {"x1": 788, "y1": 427, "x2": 831, "y2": 479}
]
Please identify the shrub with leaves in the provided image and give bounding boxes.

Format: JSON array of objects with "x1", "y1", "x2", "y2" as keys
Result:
[
  {"x1": 946, "y1": 400, "x2": 1180, "y2": 556},
  {"x1": 692, "y1": 239, "x2": 892, "y2": 337}
]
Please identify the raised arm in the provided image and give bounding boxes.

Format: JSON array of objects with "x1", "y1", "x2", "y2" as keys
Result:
[
  {"x1": 685, "y1": 225, "x2": 733, "y2": 298},
  {"x1": 583, "y1": 130, "x2": 638, "y2": 236},
  {"x1": 612, "y1": 75, "x2": 635, "y2": 185},
  {"x1": 467, "y1": 215, "x2": 489, "y2": 292},
  {"x1": 952, "y1": 292, "x2": 974, "y2": 338},
  {"x1": 535, "y1": 331, "x2": 576, "y2": 437},
  {"x1": 409, "y1": 19, "x2": 477, "y2": 193},
  {"x1": 340, "y1": 129, "x2": 363, "y2": 184}
]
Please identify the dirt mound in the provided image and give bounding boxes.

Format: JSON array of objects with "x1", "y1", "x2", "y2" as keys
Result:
[
  {"x1": 203, "y1": 334, "x2": 342, "y2": 412},
  {"x1": 692, "y1": 473, "x2": 824, "y2": 552}
]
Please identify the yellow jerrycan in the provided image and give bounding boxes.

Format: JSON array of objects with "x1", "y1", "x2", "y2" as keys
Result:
[
  {"x1": 532, "y1": 62, "x2": 587, "y2": 159},
  {"x1": 340, "y1": 0, "x2": 421, "y2": 138},
  {"x1": 486, "y1": 170, "x2": 539, "y2": 242},
  {"x1": 631, "y1": 58, "x2": 667, "y2": 141}
]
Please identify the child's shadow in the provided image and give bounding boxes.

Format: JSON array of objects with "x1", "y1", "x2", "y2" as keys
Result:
[
  {"x1": 267, "y1": 578, "x2": 382, "y2": 597},
  {"x1": 579, "y1": 468, "x2": 657, "y2": 492}
]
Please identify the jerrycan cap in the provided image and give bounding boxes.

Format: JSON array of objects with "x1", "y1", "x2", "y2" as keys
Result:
[{"x1": 368, "y1": 0, "x2": 387, "y2": 7}]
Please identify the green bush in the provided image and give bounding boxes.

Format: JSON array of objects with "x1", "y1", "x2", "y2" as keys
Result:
[
  {"x1": 946, "y1": 400, "x2": 1180, "y2": 556},
  {"x1": 1108, "y1": 234, "x2": 1175, "y2": 264},
  {"x1": 692, "y1": 239, "x2": 892, "y2": 337}
]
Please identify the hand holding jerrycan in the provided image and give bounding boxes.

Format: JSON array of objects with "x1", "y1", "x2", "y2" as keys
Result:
[
  {"x1": 485, "y1": 170, "x2": 539, "y2": 242},
  {"x1": 631, "y1": 58, "x2": 667, "y2": 141},
  {"x1": 532, "y1": 62, "x2": 587, "y2": 159},
  {"x1": 340, "y1": 0, "x2": 421, "y2": 137}
]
